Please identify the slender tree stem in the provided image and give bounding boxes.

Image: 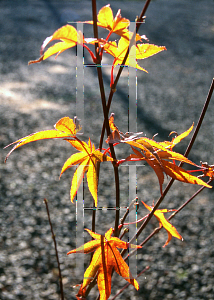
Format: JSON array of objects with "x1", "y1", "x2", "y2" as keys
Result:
[
  {"x1": 91, "y1": 0, "x2": 120, "y2": 237},
  {"x1": 44, "y1": 199, "x2": 64, "y2": 300},
  {"x1": 183, "y1": 78, "x2": 214, "y2": 159}
]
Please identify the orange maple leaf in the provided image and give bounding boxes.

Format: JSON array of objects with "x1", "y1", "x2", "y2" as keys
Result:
[
  {"x1": 106, "y1": 116, "x2": 212, "y2": 192},
  {"x1": 85, "y1": 4, "x2": 142, "y2": 41},
  {"x1": 4, "y1": 116, "x2": 81, "y2": 162},
  {"x1": 67, "y1": 228, "x2": 142, "y2": 300},
  {"x1": 141, "y1": 201, "x2": 183, "y2": 247},
  {"x1": 102, "y1": 37, "x2": 166, "y2": 72},
  {"x1": 61, "y1": 138, "x2": 113, "y2": 206},
  {"x1": 161, "y1": 160, "x2": 212, "y2": 188},
  {"x1": 4, "y1": 117, "x2": 113, "y2": 206},
  {"x1": 28, "y1": 25, "x2": 96, "y2": 64},
  {"x1": 126, "y1": 138, "x2": 211, "y2": 192},
  {"x1": 159, "y1": 123, "x2": 194, "y2": 149}
]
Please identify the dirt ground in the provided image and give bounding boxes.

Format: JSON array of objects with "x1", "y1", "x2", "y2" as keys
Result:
[{"x1": 0, "y1": 0, "x2": 214, "y2": 299}]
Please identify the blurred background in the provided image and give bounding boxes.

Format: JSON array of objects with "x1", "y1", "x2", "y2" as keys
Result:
[{"x1": 0, "y1": 0, "x2": 214, "y2": 299}]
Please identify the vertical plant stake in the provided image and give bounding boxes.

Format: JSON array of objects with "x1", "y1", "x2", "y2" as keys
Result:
[{"x1": 4, "y1": 1, "x2": 214, "y2": 299}]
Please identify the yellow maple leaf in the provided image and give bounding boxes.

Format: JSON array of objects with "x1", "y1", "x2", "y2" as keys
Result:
[
  {"x1": 28, "y1": 25, "x2": 96, "y2": 64},
  {"x1": 142, "y1": 201, "x2": 183, "y2": 247},
  {"x1": 61, "y1": 138, "x2": 113, "y2": 206},
  {"x1": 67, "y1": 227, "x2": 142, "y2": 300},
  {"x1": 4, "y1": 117, "x2": 80, "y2": 162},
  {"x1": 85, "y1": 4, "x2": 142, "y2": 41},
  {"x1": 102, "y1": 37, "x2": 166, "y2": 71}
]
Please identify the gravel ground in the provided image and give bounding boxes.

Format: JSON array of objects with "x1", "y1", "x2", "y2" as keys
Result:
[{"x1": 0, "y1": 1, "x2": 214, "y2": 299}]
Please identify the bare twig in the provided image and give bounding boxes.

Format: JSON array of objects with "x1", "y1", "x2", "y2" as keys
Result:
[
  {"x1": 168, "y1": 178, "x2": 213, "y2": 221},
  {"x1": 183, "y1": 78, "x2": 214, "y2": 159},
  {"x1": 124, "y1": 178, "x2": 213, "y2": 260},
  {"x1": 110, "y1": 266, "x2": 150, "y2": 300},
  {"x1": 44, "y1": 199, "x2": 64, "y2": 300}
]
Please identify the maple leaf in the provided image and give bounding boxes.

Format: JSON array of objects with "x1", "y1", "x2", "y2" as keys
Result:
[
  {"x1": 141, "y1": 201, "x2": 183, "y2": 247},
  {"x1": 28, "y1": 25, "x2": 96, "y2": 64},
  {"x1": 159, "y1": 123, "x2": 194, "y2": 149},
  {"x1": 106, "y1": 115, "x2": 212, "y2": 192},
  {"x1": 67, "y1": 228, "x2": 142, "y2": 300},
  {"x1": 162, "y1": 160, "x2": 212, "y2": 188},
  {"x1": 102, "y1": 37, "x2": 166, "y2": 71},
  {"x1": 4, "y1": 116, "x2": 81, "y2": 162},
  {"x1": 125, "y1": 138, "x2": 212, "y2": 192},
  {"x1": 60, "y1": 138, "x2": 113, "y2": 206},
  {"x1": 85, "y1": 4, "x2": 142, "y2": 41}
]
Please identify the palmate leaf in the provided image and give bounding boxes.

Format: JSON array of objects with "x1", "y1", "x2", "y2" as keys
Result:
[
  {"x1": 102, "y1": 37, "x2": 166, "y2": 71},
  {"x1": 28, "y1": 25, "x2": 96, "y2": 64},
  {"x1": 126, "y1": 138, "x2": 212, "y2": 191},
  {"x1": 85, "y1": 4, "x2": 142, "y2": 41},
  {"x1": 61, "y1": 138, "x2": 113, "y2": 206},
  {"x1": 4, "y1": 117, "x2": 80, "y2": 162},
  {"x1": 162, "y1": 160, "x2": 212, "y2": 188},
  {"x1": 142, "y1": 201, "x2": 183, "y2": 247},
  {"x1": 5, "y1": 117, "x2": 113, "y2": 206},
  {"x1": 106, "y1": 114, "x2": 212, "y2": 193},
  {"x1": 67, "y1": 228, "x2": 142, "y2": 300}
]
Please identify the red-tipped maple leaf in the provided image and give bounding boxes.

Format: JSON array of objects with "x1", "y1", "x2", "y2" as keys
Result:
[
  {"x1": 61, "y1": 138, "x2": 113, "y2": 206},
  {"x1": 67, "y1": 228, "x2": 142, "y2": 300},
  {"x1": 141, "y1": 201, "x2": 183, "y2": 247},
  {"x1": 4, "y1": 116, "x2": 80, "y2": 162}
]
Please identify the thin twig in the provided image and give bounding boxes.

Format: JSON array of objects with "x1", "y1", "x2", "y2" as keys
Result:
[
  {"x1": 124, "y1": 178, "x2": 213, "y2": 260},
  {"x1": 168, "y1": 178, "x2": 213, "y2": 221},
  {"x1": 110, "y1": 266, "x2": 150, "y2": 300},
  {"x1": 183, "y1": 78, "x2": 214, "y2": 159},
  {"x1": 44, "y1": 199, "x2": 64, "y2": 300}
]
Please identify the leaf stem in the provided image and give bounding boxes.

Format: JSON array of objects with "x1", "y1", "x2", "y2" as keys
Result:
[
  {"x1": 83, "y1": 44, "x2": 97, "y2": 63},
  {"x1": 44, "y1": 199, "x2": 64, "y2": 300}
]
